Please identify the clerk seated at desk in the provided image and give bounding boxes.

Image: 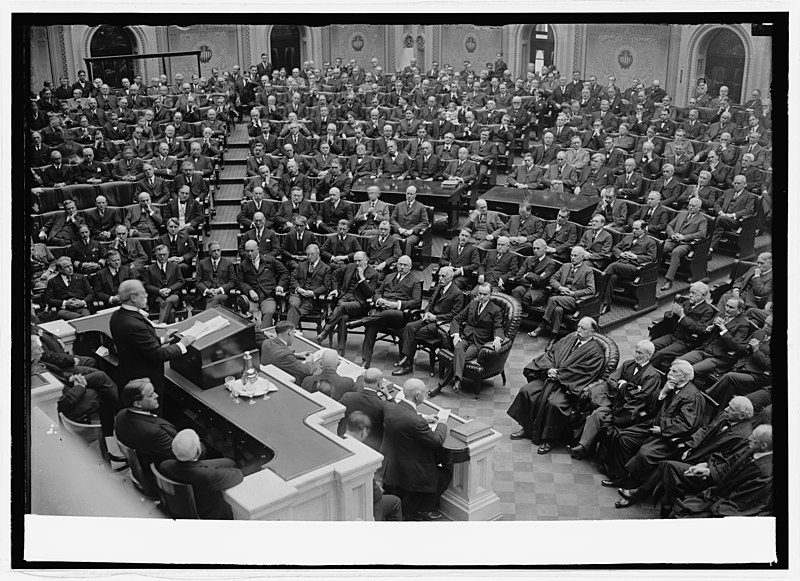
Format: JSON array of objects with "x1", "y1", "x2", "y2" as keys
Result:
[{"x1": 260, "y1": 320, "x2": 319, "y2": 385}]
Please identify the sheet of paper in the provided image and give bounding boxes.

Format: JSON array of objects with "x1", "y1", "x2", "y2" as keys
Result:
[
  {"x1": 336, "y1": 358, "x2": 365, "y2": 382},
  {"x1": 182, "y1": 316, "x2": 229, "y2": 341},
  {"x1": 436, "y1": 408, "x2": 451, "y2": 423}
]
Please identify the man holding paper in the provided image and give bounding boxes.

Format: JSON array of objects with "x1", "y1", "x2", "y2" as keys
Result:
[
  {"x1": 381, "y1": 379, "x2": 451, "y2": 521},
  {"x1": 110, "y1": 279, "x2": 197, "y2": 404}
]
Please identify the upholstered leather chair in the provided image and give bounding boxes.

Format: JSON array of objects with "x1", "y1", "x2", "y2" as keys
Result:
[{"x1": 435, "y1": 292, "x2": 522, "y2": 398}]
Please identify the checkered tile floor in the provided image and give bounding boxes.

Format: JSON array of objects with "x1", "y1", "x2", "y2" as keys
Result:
[{"x1": 317, "y1": 298, "x2": 690, "y2": 521}]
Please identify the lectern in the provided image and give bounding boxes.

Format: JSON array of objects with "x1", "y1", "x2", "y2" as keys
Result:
[{"x1": 169, "y1": 307, "x2": 257, "y2": 390}]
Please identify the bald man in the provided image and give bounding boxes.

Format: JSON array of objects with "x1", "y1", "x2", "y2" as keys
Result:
[{"x1": 299, "y1": 349, "x2": 355, "y2": 401}]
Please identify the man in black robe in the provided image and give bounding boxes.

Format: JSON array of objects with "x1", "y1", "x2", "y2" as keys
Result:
[
  {"x1": 668, "y1": 424, "x2": 773, "y2": 518},
  {"x1": 507, "y1": 317, "x2": 606, "y2": 454},
  {"x1": 614, "y1": 396, "x2": 754, "y2": 513},
  {"x1": 601, "y1": 359, "x2": 706, "y2": 488}
]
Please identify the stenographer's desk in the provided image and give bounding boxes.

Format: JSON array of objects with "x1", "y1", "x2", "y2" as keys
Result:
[{"x1": 34, "y1": 308, "x2": 502, "y2": 521}]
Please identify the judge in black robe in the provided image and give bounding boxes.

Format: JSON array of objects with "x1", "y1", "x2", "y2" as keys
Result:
[
  {"x1": 507, "y1": 317, "x2": 606, "y2": 453},
  {"x1": 668, "y1": 425, "x2": 773, "y2": 518},
  {"x1": 602, "y1": 359, "x2": 706, "y2": 487}
]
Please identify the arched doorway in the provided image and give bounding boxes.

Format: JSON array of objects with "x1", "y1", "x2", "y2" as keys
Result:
[
  {"x1": 271, "y1": 25, "x2": 301, "y2": 73},
  {"x1": 703, "y1": 28, "x2": 745, "y2": 102},
  {"x1": 529, "y1": 24, "x2": 555, "y2": 75},
  {"x1": 89, "y1": 25, "x2": 137, "y2": 88}
]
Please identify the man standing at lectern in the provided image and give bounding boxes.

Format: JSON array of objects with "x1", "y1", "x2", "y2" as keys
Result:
[{"x1": 110, "y1": 279, "x2": 196, "y2": 403}]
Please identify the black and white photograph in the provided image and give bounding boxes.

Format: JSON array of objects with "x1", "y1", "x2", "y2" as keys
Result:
[{"x1": 7, "y1": 5, "x2": 792, "y2": 573}]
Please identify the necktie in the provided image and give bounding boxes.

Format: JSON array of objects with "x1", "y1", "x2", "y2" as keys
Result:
[
  {"x1": 212, "y1": 260, "x2": 218, "y2": 274},
  {"x1": 111, "y1": 270, "x2": 119, "y2": 286},
  {"x1": 379, "y1": 237, "x2": 385, "y2": 246},
  {"x1": 66, "y1": 275, "x2": 73, "y2": 285}
]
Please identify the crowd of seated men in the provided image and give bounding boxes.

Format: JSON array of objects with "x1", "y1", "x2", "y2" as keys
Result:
[{"x1": 27, "y1": 54, "x2": 774, "y2": 520}]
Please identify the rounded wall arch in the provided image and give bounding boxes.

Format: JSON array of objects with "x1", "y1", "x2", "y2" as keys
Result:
[
  {"x1": 685, "y1": 24, "x2": 752, "y2": 104},
  {"x1": 82, "y1": 25, "x2": 150, "y2": 82},
  {"x1": 263, "y1": 25, "x2": 314, "y2": 69},
  {"x1": 510, "y1": 23, "x2": 568, "y2": 78}
]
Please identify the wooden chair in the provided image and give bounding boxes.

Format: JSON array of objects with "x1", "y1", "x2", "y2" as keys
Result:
[
  {"x1": 115, "y1": 437, "x2": 159, "y2": 499},
  {"x1": 150, "y1": 464, "x2": 200, "y2": 519},
  {"x1": 58, "y1": 412, "x2": 126, "y2": 470}
]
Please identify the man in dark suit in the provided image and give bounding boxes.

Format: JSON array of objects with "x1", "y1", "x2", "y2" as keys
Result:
[
  {"x1": 573, "y1": 153, "x2": 613, "y2": 197},
  {"x1": 74, "y1": 147, "x2": 110, "y2": 184},
  {"x1": 579, "y1": 214, "x2": 614, "y2": 270},
  {"x1": 68, "y1": 224, "x2": 104, "y2": 275},
  {"x1": 508, "y1": 317, "x2": 606, "y2": 453},
  {"x1": 300, "y1": 349, "x2": 356, "y2": 401},
  {"x1": 500, "y1": 203, "x2": 545, "y2": 256},
  {"x1": 160, "y1": 429, "x2": 244, "y2": 520},
  {"x1": 393, "y1": 267, "x2": 465, "y2": 376},
  {"x1": 434, "y1": 282, "x2": 504, "y2": 394},
  {"x1": 381, "y1": 378, "x2": 450, "y2": 521},
  {"x1": 135, "y1": 163, "x2": 171, "y2": 204},
  {"x1": 108, "y1": 225, "x2": 148, "y2": 274},
  {"x1": 109, "y1": 281, "x2": 197, "y2": 401},
  {"x1": 337, "y1": 369, "x2": 388, "y2": 452},
  {"x1": 112, "y1": 147, "x2": 146, "y2": 182},
  {"x1": 281, "y1": 215, "x2": 316, "y2": 273},
  {"x1": 540, "y1": 151, "x2": 577, "y2": 192},
  {"x1": 614, "y1": 158, "x2": 645, "y2": 201},
  {"x1": 707, "y1": 315, "x2": 772, "y2": 408},
  {"x1": 366, "y1": 220, "x2": 402, "y2": 282},
  {"x1": 171, "y1": 161, "x2": 209, "y2": 201},
  {"x1": 467, "y1": 128, "x2": 498, "y2": 187},
  {"x1": 349, "y1": 143, "x2": 379, "y2": 180},
  {"x1": 260, "y1": 321, "x2": 318, "y2": 384},
  {"x1": 238, "y1": 188, "x2": 276, "y2": 231},
  {"x1": 439, "y1": 228, "x2": 481, "y2": 291},
  {"x1": 125, "y1": 192, "x2": 163, "y2": 238},
  {"x1": 649, "y1": 283, "x2": 717, "y2": 372},
  {"x1": 238, "y1": 211, "x2": 280, "y2": 259},
  {"x1": 351, "y1": 256, "x2": 422, "y2": 368},
  {"x1": 314, "y1": 187, "x2": 353, "y2": 234},
  {"x1": 530, "y1": 246, "x2": 596, "y2": 339},
  {"x1": 593, "y1": 187, "x2": 628, "y2": 230},
  {"x1": 390, "y1": 185, "x2": 429, "y2": 256},
  {"x1": 475, "y1": 236, "x2": 520, "y2": 295},
  {"x1": 678, "y1": 297, "x2": 752, "y2": 382},
  {"x1": 320, "y1": 219, "x2": 362, "y2": 268},
  {"x1": 532, "y1": 132, "x2": 561, "y2": 166},
  {"x1": 652, "y1": 164, "x2": 684, "y2": 209},
  {"x1": 601, "y1": 359, "x2": 706, "y2": 489},
  {"x1": 628, "y1": 191, "x2": 670, "y2": 236},
  {"x1": 317, "y1": 252, "x2": 377, "y2": 353},
  {"x1": 114, "y1": 378, "x2": 179, "y2": 474},
  {"x1": 601, "y1": 220, "x2": 658, "y2": 313},
  {"x1": 709, "y1": 176, "x2": 757, "y2": 253},
  {"x1": 38, "y1": 199, "x2": 85, "y2": 246},
  {"x1": 275, "y1": 187, "x2": 315, "y2": 232},
  {"x1": 542, "y1": 207, "x2": 579, "y2": 262},
  {"x1": 239, "y1": 239, "x2": 289, "y2": 329},
  {"x1": 379, "y1": 140, "x2": 412, "y2": 180},
  {"x1": 93, "y1": 250, "x2": 135, "y2": 307},
  {"x1": 442, "y1": 147, "x2": 479, "y2": 185},
  {"x1": 195, "y1": 241, "x2": 238, "y2": 309},
  {"x1": 570, "y1": 340, "x2": 663, "y2": 460},
  {"x1": 285, "y1": 244, "x2": 331, "y2": 326},
  {"x1": 411, "y1": 141, "x2": 442, "y2": 181},
  {"x1": 511, "y1": 239, "x2": 559, "y2": 311},
  {"x1": 615, "y1": 396, "x2": 754, "y2": 512},
  {"x1": 158, "y1": 218, "x2": 198, "y2": 278},
  {"x1": 151, "y1": 142, "x2": 179, "y2": 179},
  {"x1": 660, "y1": 197, "x2": 708, "y2": 290},
  {"x1": 716, "y1": 252, "x2": 773, "y2": 313},
  {"x1": 44, "y1": 256, "x2": 94, "y2": 319},
  {"x1": 164, "y1": 186, "x2": 203, "y2": 235},
  {"x1": 142, "y1": 244, "x2": 185, "y2": 324},
  {"x1": 507, "y1": 152, "x2": 544, "y2": 189}
]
